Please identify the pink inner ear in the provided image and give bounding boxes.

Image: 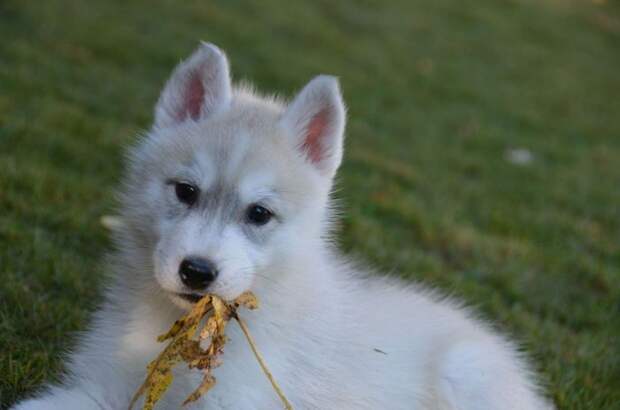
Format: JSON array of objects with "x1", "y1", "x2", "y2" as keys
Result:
[
  {"x1": 180, "y1": 68, "x2": 205, "y2": 122},
  {"x1": 302, "y1": 108, "x2": 330, "y2": 163}
]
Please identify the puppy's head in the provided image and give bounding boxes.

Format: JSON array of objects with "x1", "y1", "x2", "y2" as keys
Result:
[{"x1": 121, "y1": 43, "x2": 346, "y2": 307}]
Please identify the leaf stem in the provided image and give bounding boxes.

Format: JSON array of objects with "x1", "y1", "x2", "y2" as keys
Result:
[{"x1": 233, "y1": 314, "x2": 294, "y2": 410}]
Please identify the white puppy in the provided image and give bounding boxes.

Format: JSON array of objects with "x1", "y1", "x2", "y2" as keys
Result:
[{"x1": 14, "y1": 43, "x2": 552, "y2": 410}]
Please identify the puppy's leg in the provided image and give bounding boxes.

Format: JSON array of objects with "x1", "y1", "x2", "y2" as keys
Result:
[
  {"x1": 12, "y1": 385, "x2": 111, "y2": 410},
  {"x1": 11, "y1": 314, "x2": 140, "y2": 409},
  {"x1": 437, "y1": 339, "x2": 552, "y2": 410}
]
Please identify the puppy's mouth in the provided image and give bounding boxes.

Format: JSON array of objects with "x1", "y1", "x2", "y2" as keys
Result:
[{"x1": 175, "y1": 293, "x2": 205, "y2": 304}]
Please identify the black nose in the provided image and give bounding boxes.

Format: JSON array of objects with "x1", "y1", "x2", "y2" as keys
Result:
[{"x1": 179, "y1": 257, "x2": 218, "y2": 290}]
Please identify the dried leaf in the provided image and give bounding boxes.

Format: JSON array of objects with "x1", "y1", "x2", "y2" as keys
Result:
[
  {"x1": 199, "y1": 316, "x2": 218, "y2": 340},
  {"x1": 182, "y1": 374, "x2": 216, "y2": 406},
  {"x1": 143, "y1": 369, "x2": 173, "y2": 410},
  {"x1": 233, "y1": 291, "x2": 259, "y2": 310},
  {"x1": 128, "y1": 291, "x2": 290, "y2": 410}
]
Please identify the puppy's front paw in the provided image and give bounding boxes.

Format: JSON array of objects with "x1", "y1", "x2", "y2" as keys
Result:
[
  {"x1": 11, "y1": 391, "x2": 105, "y2": 410},
  {"x1": 11, "y1": 398, "x2": 50, "y2": 410}
]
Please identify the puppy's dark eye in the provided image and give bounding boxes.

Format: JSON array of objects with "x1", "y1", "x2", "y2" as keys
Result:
[
  {"x1": 246, "y1": 204, "x2": 273, "y2": 226},
  {"x1": 175, "y1": 182, "x2": 198, "y2": 206}
]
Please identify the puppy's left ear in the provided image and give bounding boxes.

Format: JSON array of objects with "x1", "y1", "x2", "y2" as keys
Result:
[
  {"x1": 280, "y1": 75, "x2": 346, "y2": 177},
  {"x1": 154, "y1": 42, "x2": 232, "y2": 129}
]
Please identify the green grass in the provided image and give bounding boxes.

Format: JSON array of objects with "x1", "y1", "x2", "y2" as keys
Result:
[{"x1": 1, "y1": 0, "x2": 619, "y2": 408}]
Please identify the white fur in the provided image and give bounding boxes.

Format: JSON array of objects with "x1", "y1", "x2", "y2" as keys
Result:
[{"x1": 13, "y1": 43, "x2": 553, "y2": 410}]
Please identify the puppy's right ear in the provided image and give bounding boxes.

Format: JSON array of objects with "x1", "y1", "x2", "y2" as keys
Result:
[{"x1": 154, "y1": 42, "x2": 232, "y2": 129}]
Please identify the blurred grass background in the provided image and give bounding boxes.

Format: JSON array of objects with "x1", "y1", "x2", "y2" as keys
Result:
[{"x1": 1, "y1": 0, "x2": 619, "y2": 408}]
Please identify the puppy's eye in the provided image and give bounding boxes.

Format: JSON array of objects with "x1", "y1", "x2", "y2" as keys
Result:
[
  {"x1": 175, "y1": 182, "x2": 198, "y2": 206},
  {"x1": 246, "y1": 204, "x2": 273, "y2": 226}
]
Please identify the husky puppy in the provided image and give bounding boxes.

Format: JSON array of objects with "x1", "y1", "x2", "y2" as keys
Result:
[{"x1": 14, "y1": 43, "x2": 552, "y2": 410}]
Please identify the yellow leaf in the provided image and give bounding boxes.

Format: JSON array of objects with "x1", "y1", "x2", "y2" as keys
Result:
[
  {"x1": 128, "y1": 291, "x2": 291, "y2": 410},
  {"x1": 182, "y1": 374, "x2": 216, "y2": 406},
  {"x1": 233, "y1": 291, "x2": 259, "y2": 310}
]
